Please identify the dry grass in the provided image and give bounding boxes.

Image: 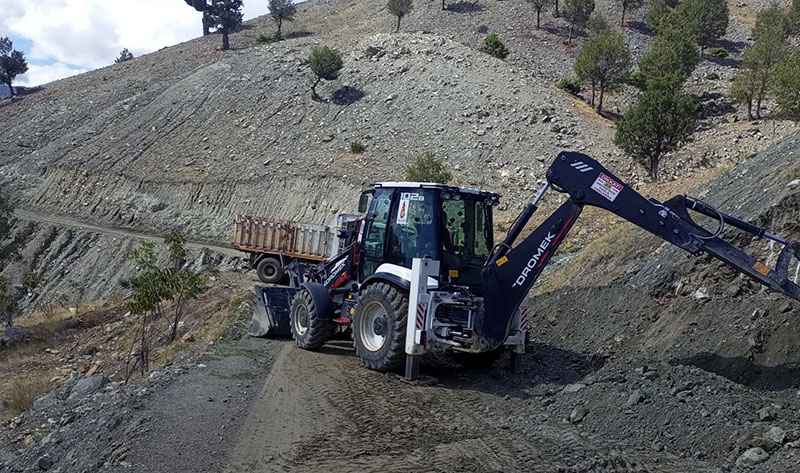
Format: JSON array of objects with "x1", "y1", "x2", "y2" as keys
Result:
[{"x1": 6, "y1": 377, "x2": 52, "y2": 418}]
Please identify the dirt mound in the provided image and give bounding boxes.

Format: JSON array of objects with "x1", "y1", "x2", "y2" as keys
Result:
[{"x1": 532, "y1": 132, "x2": 800, "y2": 389}]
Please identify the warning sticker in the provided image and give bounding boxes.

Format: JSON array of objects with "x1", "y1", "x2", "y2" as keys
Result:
[
  {"x1": 590, "y1": 173, "x2": 623, "y2": 202},
  {"x1": 396, "y1": 197, "x2": 410, "y2": 225}
]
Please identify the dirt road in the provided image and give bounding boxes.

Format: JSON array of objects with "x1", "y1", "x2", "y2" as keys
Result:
[
  {"x1": 221, "y1": 342, "x2": 713, "y2": 473},
  {"x1": 13, "y1": 208, "x2": 242, "y2": 258}
]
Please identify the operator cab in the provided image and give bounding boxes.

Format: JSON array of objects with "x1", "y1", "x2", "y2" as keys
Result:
[{"x1": 357, "y1": 182, "x2": 500, "y2": 291}]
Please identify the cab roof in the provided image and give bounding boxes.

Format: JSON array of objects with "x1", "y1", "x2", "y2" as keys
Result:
[{"x1": 374, "y1": 181, "x2": 500, "y2": 201}]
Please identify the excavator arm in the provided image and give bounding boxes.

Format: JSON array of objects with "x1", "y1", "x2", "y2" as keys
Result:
[{"x1": 478, "y1": 151, "x2": 800, "y2": 349}]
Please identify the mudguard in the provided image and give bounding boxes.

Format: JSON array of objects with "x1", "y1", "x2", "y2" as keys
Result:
[{"x1": 299, "y1": 282, "x2": 336, "y2": 320}]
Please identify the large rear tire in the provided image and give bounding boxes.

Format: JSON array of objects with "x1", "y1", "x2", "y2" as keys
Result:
[
  {"x1": 256, "y1": 257, "x2": 284, "y2": 284},
  {"x1": 290, "y1": 290, "x2": 334, "y2": 350},
  {"x1": 352, "y1": 283, "x2": 408, "y2": 371}
]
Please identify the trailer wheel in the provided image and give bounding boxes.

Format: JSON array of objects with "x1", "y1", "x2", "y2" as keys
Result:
[
  {"x1": 353, "y1": 283, "x2": 408, "y2": 371},
  {"x1": 290, "y1": 290, "x2": 334, "y2": 350},
  {"x1": 256, "y1": 257, "x2": 284, "y2": 284}
]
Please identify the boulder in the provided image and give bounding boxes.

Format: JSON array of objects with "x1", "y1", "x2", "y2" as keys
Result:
[
  {"x1": 757, "y1": 406, "x2": 777, "y2": 421},
  {"x1": 569, "y1": 405, "x2": 588, "y2": 424},
  {"x1": 765, "y1": 427, "x2": 786, "y2": 445},
  {"x1": 33, "y1": 393, "x2": 60, "y2": 410},
  {"x1": 735, "y1": 447, "x2": 769, "y2": 467},
  {"x1": 66, "y1": 375, "x2": 109, "y2": 401},
  {"x1": 626, "y1": 389, "x2": 646, "y2": 407}
]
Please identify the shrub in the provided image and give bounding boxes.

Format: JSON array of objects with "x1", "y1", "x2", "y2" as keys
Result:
[
  {"x1": 556, "y1": 77, "x2": 582, "y2": 95},
  {"x1": 406, "y1": 152, "x2": 452, "y2": 183},
  {"x1": 627, "y1": 70, "x2": 647, "y2": 89},
  {"x1": 350, "y1": 141, "x2": 366, "y2": 154},
  {"x1": 705, "y1": 72, "x2": 720, "y2": 80},
  {"x1": 709, "y1": 47, "x2": 728, "y2": 58},
  {"x1": 255, "y1": 34, "x2": 281, "y2": 45},
  {"x1": 308, "y1": 46, "x2": 344, "y2": 99},
  {"x1": 479, "y1": 33, "x2": 509, "y2": 59}
]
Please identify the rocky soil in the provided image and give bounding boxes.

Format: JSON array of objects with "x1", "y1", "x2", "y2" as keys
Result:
[{"x1": 1, "y1": 1, "x2": 800, "y2": 472}]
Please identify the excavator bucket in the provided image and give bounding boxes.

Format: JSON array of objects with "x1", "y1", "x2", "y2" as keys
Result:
[{"x1": 248, "y1": 286, "x2": 297, "y2": 337}]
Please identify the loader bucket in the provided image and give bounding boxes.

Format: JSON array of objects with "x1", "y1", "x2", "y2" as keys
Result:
[{"x1": 248, "y1": 285, "x2": 298, "y2": 337}]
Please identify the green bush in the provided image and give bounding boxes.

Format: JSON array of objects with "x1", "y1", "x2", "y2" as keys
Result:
[
  {"x1": 709, "y1": 47, "x2": 728, "y2": 58},
  {"x1": 349, "y1": 141, "x2": 366, "y2": 154},
  {"x1": 627, "y1": 70, "x2": 647, "y2": 89},
  {"x1": 705, "y1": 72, "x2": 720, "y2": 80},
  {"x1": 406, "y1": 152, "x2": 452, "y2": 183},
  {"x1": 255, "y1": 34, "x2": 281, "y2": 45},
  {"x1": 556, "y1": 77, "x2": 582, "y2": 95},
  {"x1": 479, "y1": 33, "x2": 509, "y2": 59}
]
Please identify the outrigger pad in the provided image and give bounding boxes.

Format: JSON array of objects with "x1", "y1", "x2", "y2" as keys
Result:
[{"x1": 248, "y1": 286, "x2": 297, "y2": 337}]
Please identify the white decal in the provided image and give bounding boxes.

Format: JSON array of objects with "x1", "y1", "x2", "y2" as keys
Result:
[
  {"x1": 396, "y1": 196, "x2": 410, "y2": 225},
  {"x1": 570, "y1": 161, "x2": 594, "y2": 173},
  {"x1": 591, "y1": 173, "x2": 623, "y2": 202}
]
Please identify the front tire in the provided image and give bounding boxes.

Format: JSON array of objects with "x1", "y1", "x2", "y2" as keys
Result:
[
  {"x1": 290, "y1": 290, "x2": 334, "y2": 350},
  {"x1": 352, "y1": 283, "x2": 408, "y2": 371},
  {"x1": 256, "y1": 257, "x2": 284, "y2": 284}
]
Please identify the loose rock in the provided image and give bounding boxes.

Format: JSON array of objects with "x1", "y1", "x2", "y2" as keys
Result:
[
  {"x1": 758, "y1": 406, "x2": 778, "y2": 421},
  {"x1": 66, "y1": 375, "x2": 109, "y2": 401},
  {"x1": 735, "y1": 447, "x2": 769, "y2": 467},
  {"x1": 569, "y1": 406, "x2": 588, "y2": 424}
]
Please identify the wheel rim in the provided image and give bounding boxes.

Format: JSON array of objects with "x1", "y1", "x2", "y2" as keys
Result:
[
  {"x1": 358, "y1": 300, "x2": 388, "y2": 352},
  {"x1": 293, "y1": 304, "x2": 309, "y2": 336},
  {"x1": 265, "y1": 265, "x2": 275, "y2": 277}
]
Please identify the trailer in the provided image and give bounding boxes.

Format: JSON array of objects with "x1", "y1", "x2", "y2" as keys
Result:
[{"x1": 233, "y1": 213, "x2": 360, "y2": 283}]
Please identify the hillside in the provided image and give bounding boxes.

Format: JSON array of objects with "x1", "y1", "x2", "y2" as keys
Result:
[{"x1": 2, "y1": 1, "x2": 800, "y2": 472}]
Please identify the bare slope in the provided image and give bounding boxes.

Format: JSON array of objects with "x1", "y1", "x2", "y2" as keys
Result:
[{"x1": 1, "y1": 32, "x2": 615, "y2": 243}]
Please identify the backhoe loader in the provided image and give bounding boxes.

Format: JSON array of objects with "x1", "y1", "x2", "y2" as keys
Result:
[{"x1": 251, "y1": 151, "x2": 800, "y2": 379}]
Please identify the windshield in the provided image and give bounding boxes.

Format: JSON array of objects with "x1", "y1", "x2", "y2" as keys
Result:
[
  {"x1": 441, "y1": 196, "x2": 491, "y2": 287},
  {"x1": 385, "y1": 189, "x2": 440, "y2": 267}
]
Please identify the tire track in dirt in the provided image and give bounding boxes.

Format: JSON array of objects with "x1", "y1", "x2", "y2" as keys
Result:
[{"x1": 220, "y1": 341, "x2": 716, "y2": 473}]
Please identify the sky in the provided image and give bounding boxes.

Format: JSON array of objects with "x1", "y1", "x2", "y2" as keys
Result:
[{"x1": 0, "y1": 1, "x2": 277, "y2": 87}]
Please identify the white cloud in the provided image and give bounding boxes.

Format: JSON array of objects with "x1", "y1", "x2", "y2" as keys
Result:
[
  {"x1": 0, "y1": 0, "x2": 284, "y2": 87},
  {"x1": 15, "y1": 62, "x2": 89, "y2": 87}
]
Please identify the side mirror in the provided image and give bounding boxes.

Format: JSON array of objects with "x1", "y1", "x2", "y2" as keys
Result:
[{"x1": 358, "y1": 194, "x2": 370, "y2": 213}]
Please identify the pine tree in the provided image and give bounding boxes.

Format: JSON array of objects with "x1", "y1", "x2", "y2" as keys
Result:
[
  {"x1": 269, "y1": 0, "x2": 297, "y2": 39},
  {"x1": 184, "y1": 0, "x2": 212, "y2": 36},
  {"x1": 526, "y1": 0, "x2": 551, "y2": 30},
  {"x1": 615, "y1": 88, "x2": 696, "y2": 180},
  {"x1": 308, "y1": 46, "x2": 343, "y2": 100},
  {"x1": 773, "y1": 53, "x2": 800, "y2": 120},
  {"x1": 0, "y1": 38, "x2": 28, "y2": 97},
  {"x1": 637, "y1": 27, "x2": 699, "y2": 91},
  {"x1": 563, "y1": 0, "x2": 596, "y2": 43},
  {"x1": 387, "y1": 0, "x2": 413, "y2": 33},
  {"x1": 731, "y1": 10, "x2": 790, "y2": 120},
  {"x1": 575, "y1": 28, "x2": 631, "y2": 113},
  {"x1": 207, "y1": 0, "x2": 244, "y2": 50},
  {"x1": 645, "y1": 0, "x2": 678, "y2": 33},
  {"x1": 618, "y1": 0, "x2": 644, "y2": 27},
  {"x1": 675, "y1": 0, "x2": 729, "y2": 56}
]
